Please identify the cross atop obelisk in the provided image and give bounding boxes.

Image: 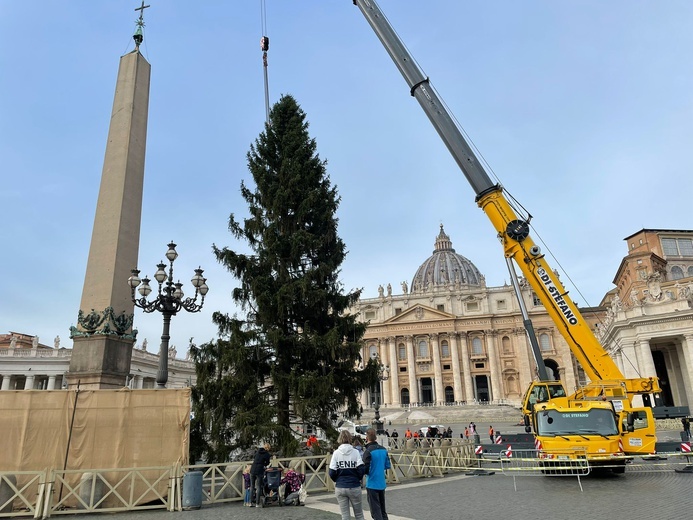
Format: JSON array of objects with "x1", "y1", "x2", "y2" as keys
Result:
[{"x1": 133, "y1": 1, "x2": 150, "y2": 49}]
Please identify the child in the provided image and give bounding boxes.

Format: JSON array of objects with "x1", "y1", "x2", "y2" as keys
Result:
[
  {"x1": 242, "y1": 465, "x2": 251, "y2": 506},
  {"x1": 280, "y1": 466, "x2": 305, "y2": 506}
]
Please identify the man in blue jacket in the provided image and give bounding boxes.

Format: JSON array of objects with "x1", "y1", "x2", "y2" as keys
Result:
[{"x1": 362, "y1": 428, "x2": 391, "y2": 520}]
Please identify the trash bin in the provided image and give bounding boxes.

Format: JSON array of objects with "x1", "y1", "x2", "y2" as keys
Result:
[
  {"x1": 473, "y1": 434, "x2": 481, "y2": 445},
  {"x1": 182, "y1": 471, "x2": 203, "y2": 510}
]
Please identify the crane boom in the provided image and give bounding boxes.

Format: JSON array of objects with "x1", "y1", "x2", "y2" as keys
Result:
[{"x1": 352, "y1": 0, "x2": 658, "y2": 397}]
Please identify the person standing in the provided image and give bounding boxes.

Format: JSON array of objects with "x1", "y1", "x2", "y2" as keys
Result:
[
  {"x1": 250, "y1": 443, "x2": 271, "y2": 507},
  {"x1": 363, "y1": 428, "x2": 391, "y2": 520},
  {"x1": 242, "y1": 465, "x2": 251, "y2": 506},
  {"x1": 489, "y1": 425, "x2": 494, "y2": 442},
  {"x1": 329, "y1": 430, "x2": 365, "y2": 520},
  {"x1": 683, "y1": 417, "x2": 691, "y2": 439}
]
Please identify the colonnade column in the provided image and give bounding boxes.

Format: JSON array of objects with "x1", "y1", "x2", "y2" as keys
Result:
[
  {"x1": 459, "y1": 332, "x2": 474, "y2": 402},
  {"x1": 486, "y1": 331, "x2": 502, "y2": 403},
  {"x1": 405, "y1": 335, "x2": 419, "y2": 404},
  {"x1": 379, "y1": 339, "x2": 391, "y2": 405},
  {"x1": 430, "y1": 334, "x2": 444, "y2": 405},
  {"x1": 449, "y1": 333, "x2": 463, "y2": 402},
  {"x1": 25, "y1": 375, "x2": 35, "y2": 390},
  {"x1": 47, "y1": 375, "x2": 56, "y2": 390},
  {"x1": 1, "y1": 376, "x2": 10, "y2": 390},
  {"x1": 387, "y1": 336, "x2": 400, "y2": 405}
]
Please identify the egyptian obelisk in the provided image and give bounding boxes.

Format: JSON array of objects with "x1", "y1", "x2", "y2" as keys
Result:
[{"x1": 68, "y1": 4, "x2": 151, "y2": 389}]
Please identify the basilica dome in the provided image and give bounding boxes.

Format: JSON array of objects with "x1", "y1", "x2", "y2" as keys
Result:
[{"x1": 411, "y1": 225, "x2": 483, "y2": 291}]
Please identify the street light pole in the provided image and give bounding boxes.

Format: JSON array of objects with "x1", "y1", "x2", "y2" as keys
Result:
[
  {"x1": 128, "y1": 241, "x2": 208, "y2": 389},
  {"x1": 370, "y1": 352, "x2": 390, "y2": 433}
]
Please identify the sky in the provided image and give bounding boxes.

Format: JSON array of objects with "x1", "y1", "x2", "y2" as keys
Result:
[{"x1": 1, "y1": 1, "x2": 691, "y2": 356}]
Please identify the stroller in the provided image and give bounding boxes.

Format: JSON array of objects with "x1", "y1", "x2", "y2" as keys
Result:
[{"x1": 261, "y1": 467, "x2": 284, "y2": 507}]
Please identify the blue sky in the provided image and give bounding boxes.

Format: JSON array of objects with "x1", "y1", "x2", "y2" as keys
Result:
[{"x1": 1, "y1": 1, "x2": 691, "y2": 355}]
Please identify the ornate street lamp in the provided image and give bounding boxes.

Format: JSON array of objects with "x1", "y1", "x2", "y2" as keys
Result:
[
  {"x1": 370, "y1": 352, "x2": 390, "y2": 433},
  {"x1": 128, "y1": 241, "x2": 208, "y2": 389}
]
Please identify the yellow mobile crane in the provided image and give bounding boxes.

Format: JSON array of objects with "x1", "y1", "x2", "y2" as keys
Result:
[{"x1": 352, "y1": 0, "x2": 660, "y2": 472}]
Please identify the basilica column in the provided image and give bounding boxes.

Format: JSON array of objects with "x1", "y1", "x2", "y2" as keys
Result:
[
  {"x1": 388, "y1": 336, "x2": 400, "y2": 405},
  {"x1": 405, "y1": 336, "x2": 419, "y2": 404},
  {"x1": 636, "y1": 338, "x2": 657, "y2": 378},
  {"x1": 459, "y1": 333, "x2": 474, "y2": 403},
  {"x1": 485, "y1": 331, "x2": 502, "y2": 403},
  {"x1": 680, "y1": 335, "x2": 693, "y2": 407},
  {"x1": 430, "y1": 334, "x2": 444, "y2": 405},
  {"x1": 449, "y1": 333, "x2": 463, "y2": 402},
  {"x1": 379, "y1": 339, "x2": 391, "y2": 405}
]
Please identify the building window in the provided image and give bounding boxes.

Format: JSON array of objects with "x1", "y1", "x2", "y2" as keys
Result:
[
  {"x1": 475, "y1": 362, "x2": 485, "y2": 369},
  {"x1": 395, "y1": 308, "x2": 402, "y2": 315},
  {"x1": 365, "y1": 311, "x2": 376, "y2": 320},
  {"x1": 399, "y1": 366, "x2": 407, "y2": 372},
  {"x1": 369, "y1": 344, "x2": 378, "y2": 358},
  {"x1": 418, "y1": 340, "x2": 429, "y2": 358},
  {"x1": 496, "y1": 299, "x2": 506, "y2": 310},
  {"x1": 689, "y1": 266, "x2": 693, "y2": 277},
  {"x1": 472, "y1": 337, "x2": 483, "y2": 355},
  {"x1": 532, "y1": 293, "x2": 542, "y2": 306},
  {"x1": 443, "y1": 364, "x2": 451, "y2": 370},
  {"x1": 437, "y1": 304, "x2": 445, "y2": 312},
  {"x1": 502, "y1": 336, "x2": 512, "y2": 354},
  {"x1": 466, "y1": 302, "x2": 479, "y2": 311},
  {"x1": 441, "y1": 340, "x2": 450, "y2": 357},
  {"x1": 539, "y1": 333, "x2": 551, "y2": 352},
  {"x1": 398, "y1": 343, "x2": 406, "y2": 360},
  {"x1": 671, "y1": 266, "x2": 685, "y2": 280},
  {"x1": 662, "y1": 237, "x2": 693, "y2": 256}
]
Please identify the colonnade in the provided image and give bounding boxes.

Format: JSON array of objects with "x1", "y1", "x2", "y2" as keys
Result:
[{"x1": 363, "y1": 331, "x2": 518, "y2": 407}]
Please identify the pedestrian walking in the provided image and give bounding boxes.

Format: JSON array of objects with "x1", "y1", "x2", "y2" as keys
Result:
[
  {"x1": 329, "y1": 429, "x2": 366, "y2": 520},
  {"x1": 363, "y1": 427, "x2": 391, "y2": 520},
  {"x1": 250, "y1": 443, "x2": 271, "y2": 507},
  {"x1": 489, "y1": 425, "x2": 494, "y2": 442}
]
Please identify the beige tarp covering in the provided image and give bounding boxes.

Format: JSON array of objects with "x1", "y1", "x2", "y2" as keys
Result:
[{"x1": 0, "y1": 388, "x2": 190, "y2": 507}]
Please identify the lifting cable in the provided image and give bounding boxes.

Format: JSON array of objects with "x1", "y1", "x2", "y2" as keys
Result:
[{"x1": 260, "y1": 0, "x2": 271, "y2": 124}]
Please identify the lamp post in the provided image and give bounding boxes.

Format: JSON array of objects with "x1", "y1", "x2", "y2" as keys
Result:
[
  {"x1": 371, "y1": 353, "x2": 390, "y2": 433},
  {"x1": 128, "y1": 242, "x2": 208, "y2": 389}
]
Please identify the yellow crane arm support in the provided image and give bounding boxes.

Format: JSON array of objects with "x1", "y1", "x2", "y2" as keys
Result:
[{"x1": 477, "y1": 190, "x2": 660, "y2": 396}]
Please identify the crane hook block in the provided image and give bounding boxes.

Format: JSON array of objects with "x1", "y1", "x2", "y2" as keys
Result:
[{"x1": 261, "y1": 36, "x2": 270, "y2": 52}]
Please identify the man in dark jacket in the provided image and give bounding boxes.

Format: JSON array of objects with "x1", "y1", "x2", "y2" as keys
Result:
[
  {"x1": 362, "y1": 428, "x2": 391, "y2": 520},
  {"x1": 250, "y1": 443, "x2": 271, "y2": 507}
]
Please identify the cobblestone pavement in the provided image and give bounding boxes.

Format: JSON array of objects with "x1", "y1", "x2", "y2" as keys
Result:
[{"x1": 90, "y1": 464, "x2": 693, "y2": 520}]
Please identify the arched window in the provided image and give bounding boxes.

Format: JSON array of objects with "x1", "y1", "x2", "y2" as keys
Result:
[
  {"x1": 502, "y1": 336, "x2": 512, "y2": 354},
  {"x1": 671, "y1": 266, "x2": 684, "y2": 280},
  {"x1": 472, "y1": 337, "x2": 483, "y2": 355},
  {"x1": 398, "y1": 343, "x2": 406, "y2": 360},
  {"x1": 688, "y1": 266, "x2": 693, "y2": 277},
  {"x1": 539, "y1": 333, "x2": 551, "y2": 352},
  {"x1": 369, "y1": 344, "x2": 378, "y2": 359},
  {"x1": 418, "y1": 340, "x2": 429, "y2": 358},
  {"x1": 441, "y1": 340, "x2": 450, "y2": 357}
]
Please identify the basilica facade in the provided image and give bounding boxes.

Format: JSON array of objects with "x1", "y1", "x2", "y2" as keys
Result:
[{"x1": 353, "y1": 225, "x2": 592, "y2": 409}]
